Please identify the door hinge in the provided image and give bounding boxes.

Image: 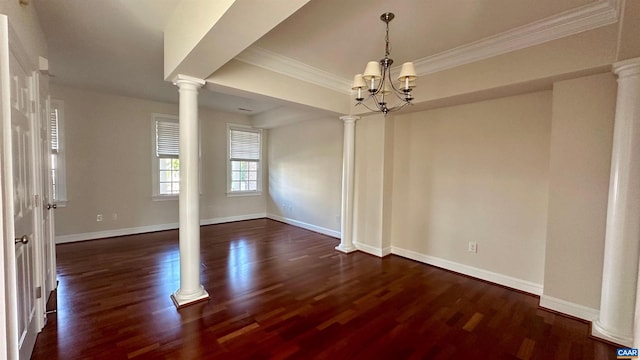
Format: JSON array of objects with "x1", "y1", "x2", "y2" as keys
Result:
[{"x1": 35, "y1": 286, "x2": 42, "y2": 299}]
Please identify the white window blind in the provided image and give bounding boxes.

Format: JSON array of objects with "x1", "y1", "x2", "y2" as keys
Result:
[
  {"x1": 50, "y1": 107, "x2": 59, "y2": 152},
  {"x1": 156, "y1": 119, "x2": 179, "y2": 158},
  {"x1": 228, "y1": 125, "x2": 262, "y2": 194},
  {"x1": 229, "y1": 128, "x2": 260, "y2": 160},
  {"x1": 50, "y1": 99, "x2": 67, "y2": 203}
]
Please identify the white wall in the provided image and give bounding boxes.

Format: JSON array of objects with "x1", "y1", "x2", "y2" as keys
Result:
[
  {"x1": 267, "y1": 116, "x2": 342, "y2": 236},
  {"x1": 51, "y1": 84, "x2": 266, "y2": 240},
  {"x1": 0, "y1": 2, "x2": 47, "y2": 66},
  {"x1": 542, "y1": 73, "x2": 616, "y2": 315},
  {"x1": 352, "y1": 113, "x2": 395, "y2": 256},
  {"x1": 390, "y1": 91, "x2": 552, "y2": 289}
]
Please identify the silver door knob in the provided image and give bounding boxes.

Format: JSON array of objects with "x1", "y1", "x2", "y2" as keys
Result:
[
  {"x1": 14, "y1": 235, "x2": 28, "y2": 244},
  {"x1": 46, "y1": 203, "x2": 57, "y2": 210}
]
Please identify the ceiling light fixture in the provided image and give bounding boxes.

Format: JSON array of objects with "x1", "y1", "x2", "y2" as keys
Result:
[{"x1": 352, "y1": 12, "x2": 417, "y2": 116}]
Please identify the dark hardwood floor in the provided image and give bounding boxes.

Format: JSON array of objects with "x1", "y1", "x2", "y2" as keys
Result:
[{"x1": 31, "y1": 219, "x2": 616, "y2": 359}]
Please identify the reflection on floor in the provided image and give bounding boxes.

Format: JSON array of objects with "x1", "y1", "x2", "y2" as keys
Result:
[{"x1": 32, "y1": 219, "x2": 616, "y2": 359}]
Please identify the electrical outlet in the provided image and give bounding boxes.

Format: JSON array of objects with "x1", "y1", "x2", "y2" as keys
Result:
[
  {"x1": 468, "y1": 241, "x2": 478, "y2": 253},
  {"x1": 112, "y1": 213, "x2": 118, "y2": 221},
  {"x1": 335, "y1": 215, "x2": 341, "y2": 224},
  {"x1": 96, "y1": 214, "x2": 103, "y2": 222}
]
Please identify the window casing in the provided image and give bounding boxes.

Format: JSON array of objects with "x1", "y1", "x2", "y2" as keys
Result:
[
  {"x1": 50, "y1": 99, "x2": 67, "y2": 205},
  {"x1": 227, "y1": 124, "x2": 262, "y2": 195},
  {"x1": 152, "y1": 114, "x2": 180, "y2": 199}
]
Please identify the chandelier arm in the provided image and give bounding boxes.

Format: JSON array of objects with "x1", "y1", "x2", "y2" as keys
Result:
[
  {"x1": 389, "y1": 101, "x2": 411, "y2": 113},
  {"x1": 369, "y1": 92, "x2": 385, "y2": 110},
  {"x1": 387, "y1": 74, "x2": 405, "y2": 95},
  {"x1": 356, "y1": 101, "x2": 384, "y2": 113},
  {"x1": 369, "y1": 92, "x2": 391, "y2": 114},
  {"x1": 393, "y1": 88, "x2": 411, "y2": 103}
]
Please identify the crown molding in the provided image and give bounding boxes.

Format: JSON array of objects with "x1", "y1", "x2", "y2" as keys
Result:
[
  {"x1": 234, "y1": 0, "x2": 619, "y2": 94},
  {"x1": 413, "y1": 0, "x2": 620, "y2": 75},
  {"x1": 235, "y1": 46, "x2": 352, "y2": 94}
]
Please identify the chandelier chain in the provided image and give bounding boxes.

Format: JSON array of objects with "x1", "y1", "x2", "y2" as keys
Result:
[{"x1": 385, "y1": 20, "x2": 390, "y2": 58}]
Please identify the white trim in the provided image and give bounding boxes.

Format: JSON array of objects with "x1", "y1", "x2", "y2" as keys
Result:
[
  {"x1": 539, "y1": 295, "x2": 599, "y2": 321},
  {"x1": 236, "y1": 0, "x2": 619, "y2": 93},
  {"x1": 267, "y1": 213, "x2": 340, "y2": 238},
  {"x1": 226, "y1": 123, "x2": 263, "y2": 195},
  {"x1": 592, "y1": 321, "x2": 633, "y2": 347},
  {"x1": 391, "y1": 246, "x2": 543, "y2": 295},
  {"x1": 172, "y1": 74, "x2": 205, "y2": 87},
  {"x1": 151, "y1": 113, "x2": 179, "y2": 198},
  {"x1": 226, "y1": 191, "x2": 262, "y2": 197},
  {"x1": 55, "y1": 213, "x2": 267, "y2": 244},
  {"x1": 151, "y1": 195, "x2": 178, "y2": 202},
  {"x1": 413, "y1": 0, "x2": 619, "y2": 76},
  {"x1": 235, "y1": 46, "x2": 352, "y2": 95},
  {"x1": 200, "y1": 213, "x2": 266, "y2": 226},
  {"x1": 354, "y1": 242, "x2": 392, "y2": 257},
  {"x1": 0, "y1": 14, "x2": 14, "y2": 360}
]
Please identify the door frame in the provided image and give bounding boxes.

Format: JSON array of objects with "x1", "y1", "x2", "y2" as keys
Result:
[
  {"x1": 29, "y1": 69, "x2": 45, "y2": 332},
  {"x1": 0, "y1": 13, "x2": 51, "y2": 359},
  {"x1": 0, "y1": 13, "x2": 20, "y2": 360}
]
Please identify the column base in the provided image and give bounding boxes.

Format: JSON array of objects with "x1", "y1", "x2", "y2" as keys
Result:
[
  {"x1": 171, "y1": 286, "x2": 210, "y2": 309},
  {"x1": 592, "y1": 320, "x2": 633, "y2": 347},
  {"x1": 335, "y1": 244, "x2": 357, "y2": 254}
]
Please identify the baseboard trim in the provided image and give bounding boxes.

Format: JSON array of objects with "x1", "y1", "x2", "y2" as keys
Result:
[
  {"x1": 266, "y1": 214, "x2": 340, "y2": 238},
  {"x1": 354, "y1": 242, "x2": 392, "y2": 257},
  {"x1": 539, "y1": 295, "x2": 599, "y2": 322},
  {"x1": 391, "y1": 246, "x2": 543, "y2": 295},
  {"x1": 200, "y1": 213, "x2": 267, "y2": 226},
  {"x1": 55, "y1": 213, "x2": 267, "y2": 244},
  {"x1": 592, "y1": 321, "x2": 632, "y2": 347}
]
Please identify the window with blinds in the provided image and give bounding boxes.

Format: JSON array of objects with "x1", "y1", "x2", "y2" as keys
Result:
[
  {"x1": 228, "y1": 125, "x2": 262, "y2": 193},
  {"x1": 50, "y1": 100, "x2": 66, "y2": 202},
  {"x1": 50, "y1": 107, "x2": 59, "y2": 153},
  {"x1": 153, "y1": 115, "x2": 180, "y2": 196},
  {"x1": 155, "y1": 119, "x2": 179, "y2": 158}
]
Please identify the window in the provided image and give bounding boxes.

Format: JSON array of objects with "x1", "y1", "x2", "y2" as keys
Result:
[
  {"x1": 152, "y1": 114, "x2": 180, "y2": 199},
  {"x1": 227, "y1": 124, "x2": 262, "y2": 195},
  {"x1": 50, "y1": 100, "x2": 67, "y2": 204}
]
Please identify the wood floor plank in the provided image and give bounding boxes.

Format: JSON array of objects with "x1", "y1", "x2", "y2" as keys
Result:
[{"x1": 31, "y1": 219, "x2": 617, "y2": 359}]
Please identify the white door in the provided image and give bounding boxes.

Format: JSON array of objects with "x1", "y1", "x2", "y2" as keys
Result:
[
  {"x1": 9, "y1": 32, "x2": 39, "y2": 360},
  {"x1": 30, "y1": 69, "x2": 51, "y2": 330},
  {"x1": 0, "y1": 14, "x2": 11, "y2": 359},
  {"x1": 37, "y1": 73, "x2": 56, "y2": 297}
]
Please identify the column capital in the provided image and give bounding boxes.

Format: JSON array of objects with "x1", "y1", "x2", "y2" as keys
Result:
[
  {"x1": 613, "y1": 57, "x2": 640, "y2": 78},
  {"x1": 173, "y1": 74, "x2": 206, "y2": 88},
  {"x1": 340, "y1": 115, "x2": 360, "y2": 124}
]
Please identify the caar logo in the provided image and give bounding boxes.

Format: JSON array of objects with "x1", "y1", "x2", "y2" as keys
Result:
[{"x1": 617, "y1": 348, "x2": 639, "y2": 359}]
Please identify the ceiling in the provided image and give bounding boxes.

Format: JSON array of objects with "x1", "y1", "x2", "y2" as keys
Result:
[{"x1": 33, "y1": 0, "x2": 597, "y2": 118}]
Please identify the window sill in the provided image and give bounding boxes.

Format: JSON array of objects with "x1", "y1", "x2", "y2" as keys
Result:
[
  {"x1": 226, "y1": 191, "x2": 262, "y2": 197},
  {"x1": 152, "y1": 195, "x2": 178, "y2": 201}
]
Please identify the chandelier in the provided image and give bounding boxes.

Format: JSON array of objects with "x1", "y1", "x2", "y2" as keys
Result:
[{"x1": 352, "y1": 12, "x2": 417, "y2": 116}]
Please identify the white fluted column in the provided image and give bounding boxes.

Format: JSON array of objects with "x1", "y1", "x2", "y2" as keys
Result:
[
  {"x1": 593, "y1": 58, "x2": 640, "y2": 346},
  {"x1": 171, "y1": 75, "x2": 209, "y2": 308},
  {"x1": 336, "y1": 115, "x2": 359, "y2": 253}
]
